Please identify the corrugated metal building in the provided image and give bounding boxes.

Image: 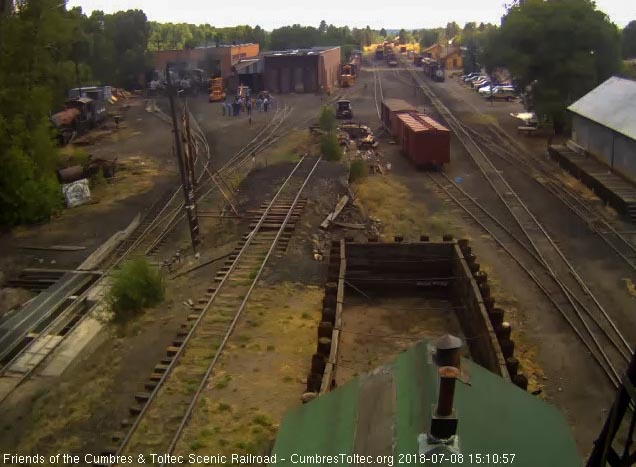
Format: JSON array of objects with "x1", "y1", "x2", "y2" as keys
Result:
[
  {"x1": 152, "y1": 43, "x2": 260, "y2": 79},
  {"x1": 568, "y1": 76, "x2": 636, "y2": 181},
  {"x1": 263, "y1": 46, "x2": 341, "y2": 94}
]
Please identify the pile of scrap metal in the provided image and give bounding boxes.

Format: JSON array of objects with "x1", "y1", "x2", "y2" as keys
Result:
[
  {"x1": 57, "y1": 156, "x2": 118, "y2": 185},
  {"x1": 55, "y1": 156, "x2": 117, "y2": 208},
  {"x1": 337, "y1": 122, "x2": 378, "y2": 149},
  {"x1": 50, "y1": 96, "x2": 107, "y2": 145}
]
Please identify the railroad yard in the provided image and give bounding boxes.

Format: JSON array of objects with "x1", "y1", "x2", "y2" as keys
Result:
[{"x1": 1, "y1": 42, "x2": 636, "y2": 466}]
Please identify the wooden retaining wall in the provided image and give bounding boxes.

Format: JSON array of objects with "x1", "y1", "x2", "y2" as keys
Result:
[{"x1": 305, "y1": 237, "x2": 530, "y2": 398}]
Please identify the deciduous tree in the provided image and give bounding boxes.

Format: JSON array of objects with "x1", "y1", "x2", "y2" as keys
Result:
[{"x1": 482, "y1": 0, "x2": 621, "y2": 132}]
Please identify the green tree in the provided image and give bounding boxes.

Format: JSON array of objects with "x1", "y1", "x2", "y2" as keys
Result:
[
  {"x1": 483, "y1": 0, "x2": 621, "y2": 132},
  {"x1": 318, "y1": 20, "x2": 327, "y2": 34},
  {"x1": 398, "y1": 28, "x2": 413, "y2": 45},
  {"x1": 445, "y1": 21, "x2": 460, "y2": 39},
  {"x1": 380, "y1": 28, "x2": 387, "y2": 37},
  {"x1": 0, "y1": 0, "x2": 68, "y2": 225},
  {"x1": 419, "y1": 29, "x2": 441, "y2": 47},
  {"x1": 108, "y1": 257, "x2": 164, "y2": 322},
  {"x1": 319, "y1": 106, "x2": 336, "y2": 132},
  {"x1": 320, "y1": 132, "x2": 342, "y2": 161},
  {"x1": 623, "y1": 21, "x2": 636, "y2": 58}
]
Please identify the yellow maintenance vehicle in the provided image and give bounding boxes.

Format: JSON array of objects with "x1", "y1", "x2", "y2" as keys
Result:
[
  {"x1": 340, "y1": 64, "x2": 355, "y2": 87},
  {"x1": 209, "y1": 77, "x2": 226, "y2": 102}
]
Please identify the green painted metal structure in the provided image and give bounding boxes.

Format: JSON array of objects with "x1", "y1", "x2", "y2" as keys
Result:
[{"x1": 271, "y1": 341, "x2": 581, "y2": 467}]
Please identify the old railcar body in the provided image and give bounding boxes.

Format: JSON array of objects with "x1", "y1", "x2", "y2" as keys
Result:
[
  {"x1": 381, "y1": 98, "x2": 416, "y2": 137},
  {"x1": 398, "y1": 112, "x2": 450, "y2": 168}
]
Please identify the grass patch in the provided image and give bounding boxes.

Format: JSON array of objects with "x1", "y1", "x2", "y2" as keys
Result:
[
  {"x1": 257, "y1": 130, "x2": 311, "y2": 167},
  {"x1": 248, "y1": 267, "x2": 260, "y2": 281},
  {"x1": 107, "y1": 257, "x2": 164, "y2": 323},
  {"x1": 190, "y1": 440, "x2": 204, "y2": 451},
  {"x1": 354, "y1": 175, "x2": 456, "y2": 239},
  {"x1": 252, "y1": 414, "x2": 272, "y2": 427},
  {"x1": 301, "y1": 312, "x2": 312, "y2": 319},
  {"x1": 215, "y1": 374, "x2": 232, "y2": 389},
  {"x1": 218, "y1": 402, "x2": 232, "y2": 412}
]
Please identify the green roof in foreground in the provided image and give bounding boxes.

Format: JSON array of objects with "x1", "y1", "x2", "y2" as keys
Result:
[{"x1": 270, "y1": 341, "x2": 581, "y2": 467}]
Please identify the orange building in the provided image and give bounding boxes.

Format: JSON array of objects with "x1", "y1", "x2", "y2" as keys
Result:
[
  {"x1": 152, "y1": 43, "x2": 260, "y2": 79},
  {"x1": 421, "y1": 43, "x2": 463, "y2": 71}
]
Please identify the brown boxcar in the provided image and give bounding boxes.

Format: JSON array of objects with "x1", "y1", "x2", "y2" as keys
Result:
[
  {"x1": 397, "y1": 113, "x2": 450, "y2": 168},
  {"x1": 380, "y1": 98, "x2": 415, "y2": 138}
]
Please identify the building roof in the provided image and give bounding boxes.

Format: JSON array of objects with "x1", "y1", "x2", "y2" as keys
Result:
[
  {"x1": 382, "y1": 98, "x2": 415, "y2": 112},
  {"x1": 567, "y1": 76, "x2": 636, "y2": 140},
  {"x1": 262, "y1": 46, "x2": 340, "y2": 57},
  {"x1": 233, "y1": 59, "x2": 261, "y2": 71},
  {"x1": 398, "y1": 112, "x2": 449, "y2": 133},
  {"x1": 270, "y1": 340, "x2": 580, "y2": 467},
  {"x1": 422, "y1": 43, "x2": 443, "y2": 53}
]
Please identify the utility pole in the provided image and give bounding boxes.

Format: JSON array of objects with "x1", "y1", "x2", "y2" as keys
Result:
[{"x1": 166, "y1": 65, "x2": 200, "y2": 251}]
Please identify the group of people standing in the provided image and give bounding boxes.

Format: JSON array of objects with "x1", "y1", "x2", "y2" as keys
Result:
[{"x1": 222, "y1": 92, "x2": 270, "y2": 118}]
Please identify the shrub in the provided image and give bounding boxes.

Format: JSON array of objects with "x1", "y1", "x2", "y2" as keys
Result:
[
  {"x1": 319, "y1": 106, "x2": 336, "y2": 132},
  {"x1": 349, "y1": 160, "x2": 368, "y2": 182},
  {"x1": 320, "y1": 131, "x2": 342, "y2": 161},
  {"x1": 108, "y1": 257, "x2": 164, "y2": 322}
]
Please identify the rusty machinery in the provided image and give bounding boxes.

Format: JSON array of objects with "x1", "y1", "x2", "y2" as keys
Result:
[{"x1": 208, "y1": 77, "x2": 226, "y2": 102}]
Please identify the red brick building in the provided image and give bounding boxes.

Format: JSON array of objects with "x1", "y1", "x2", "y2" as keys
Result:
[{"x1": 262, "y1": 46, "x2": 341, "y2": 94}]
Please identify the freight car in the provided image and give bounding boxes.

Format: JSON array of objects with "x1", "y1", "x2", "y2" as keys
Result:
[
  {"x1": 381, "y1": 98, "x2": 415, "y2": 137},
  {"x1": 422, "y1": 58, "x2": 445, "y2": 82},
  {"x1": 397, "y1": 113, "x2": 450, "y2": 169}
]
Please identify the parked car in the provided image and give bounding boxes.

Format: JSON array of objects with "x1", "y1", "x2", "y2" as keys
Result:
[
  {"x1": 479, "y1": 85, "x2": 514, "y2": 94},
  {"x1": 478, "y1": 85, "x2": 497, "y2": 94},
  {"x1": 474, "y1": 81, "x2": 492, "y2": 91},
  {"x1": 462, "y1": 72, "x2": 480, "y2": 82},
  {"x1": 471, "y1": 77, "x2": 489, "y2": 88},
  {"x1": 336, "y1": 99, "x2": 353, "y2": 119},
  {"x1": 484, "y1": 87, "x2": 517, "y2": 101}
]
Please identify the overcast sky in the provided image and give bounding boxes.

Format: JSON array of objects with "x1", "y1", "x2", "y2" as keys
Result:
[{"x1": 66, "y1": 0, "x2": 634, "y2": 29}]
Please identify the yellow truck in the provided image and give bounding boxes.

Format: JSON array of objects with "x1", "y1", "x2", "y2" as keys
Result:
[{"x1": 209, "y1": 77, "x2": 226, "y2": 102}]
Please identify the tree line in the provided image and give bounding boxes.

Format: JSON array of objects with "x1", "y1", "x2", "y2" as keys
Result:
[{"x1": 1, "y1": 0, "x2": 635, "y2": 226}]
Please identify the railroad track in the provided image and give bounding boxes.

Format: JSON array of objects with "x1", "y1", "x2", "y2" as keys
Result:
[
  {"x1": 397, "y1": 57, "x2": 632, "y2": 388},
  {"x1": 468, "y1": 123, "x2": 636, "y2": 273},
  {"x1": 0, "y1": 103, "x2": 294, "y2": 407},
  {"x1": 372, "y1": 58, "x2": 385, "y2": 120},
  {"x1": 101, "y1": 155, "x2": 321, "y2": 466},
  {"x1": 107, "y1": 103, "x2": 294, "y2": 265}
]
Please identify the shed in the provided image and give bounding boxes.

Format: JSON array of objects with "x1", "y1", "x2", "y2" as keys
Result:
[
  {"x1": 262, "y1": 46, "x2": 340, "y2": 94},
  {"x1": 567, "y1": 76, "x2": 636, "y2": 181},
  {"x1": 380, "y1": 98, "x2": 416, "y2": 137},
  {"x1": 270, "y1": 340, "x2": 580, "y2": 467},
  {"x1": 398, "y1": 113, "x2": 450, "y2": 168}
]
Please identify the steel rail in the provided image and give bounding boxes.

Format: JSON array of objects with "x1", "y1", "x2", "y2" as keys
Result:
[
  {"x1": 478, "y1": 124, "x2": 636, "y2": 273},
  {"x1": 403, "y1": 62, "x2": 631, "y2": 364},
  {"x1": 111, "y1": 155, "x2": 316, "y2": 464},
  {"x1": 160, "y1": 156, "x2": 322, "y2": 462},
  {"x1": 428, "y1": 172, "x2": 621, "y2": 387}
]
